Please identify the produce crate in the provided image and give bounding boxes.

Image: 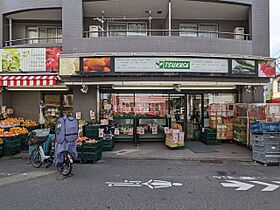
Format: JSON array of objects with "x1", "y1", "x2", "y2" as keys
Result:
[
  {"x1": 262, "y1": 133, "x2": 280, "y2": 141},
  {"x1": 262, "y1": 122, "x2": 280, "y2": 133},
  {"x1": 83, "y1": 124, "x2": 100, "y2": 139},
  {"x1": 252, "y1": 149, "x2": 280, "y2": 165},
  {"x1": 0, "y1": 145, "x2": 3, "y2": 157},
  {"x1": 102, "y1": 140, "x2": 114, "y2": 151},
  {"x1": 77, "y1": 140, "x2": 102, "y2": 162},
  {"x1": 3, "y1": 136, "x2": 21, "y2": 156},
  {"x1": 253, "y1": 141, "x2": 280, "y2": 153},
  {"x1": 19, "y1": 134, "x2": 29, "y2": 151},
  {"x1": 252, "y1": 134, "x2": 265, "y2": 147},
  {"x1": 251, "y1": 121, "x2": 264, "y2": 134},
  {"x1": 201, "y1": 138, "x2": 220, "y2": 145}
]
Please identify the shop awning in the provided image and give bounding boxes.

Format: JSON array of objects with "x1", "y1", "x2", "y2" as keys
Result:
[{"x1": 0, "y1": 75, "x2": 57, "y2": 87}]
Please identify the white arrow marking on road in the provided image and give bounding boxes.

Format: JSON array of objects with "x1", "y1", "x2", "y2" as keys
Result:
[
  {"x1": 221, "y1": 180, "x2": 255, "y2": 191},
  {"x1": 250, "y1": 181, "x2": 280, "y2": 192},
  {"x1": 106, "y1": 179, "x2": 183, "y2": 189}
]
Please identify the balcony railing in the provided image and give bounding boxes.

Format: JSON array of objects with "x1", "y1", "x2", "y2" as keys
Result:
[
  {"x1": 83, "y1": 29, "x2": 250, "y2": 40},
  {"x1": 5, "y1": 37, "x2": 63, "y2": 46}
]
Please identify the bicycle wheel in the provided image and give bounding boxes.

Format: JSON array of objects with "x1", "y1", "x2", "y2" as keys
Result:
[
  {"x1": 57, "y1": 153, "x2": 72, "y2": 176},
  {"x1": 30, "y1": 148, "x2": 42, "y2": 168}
]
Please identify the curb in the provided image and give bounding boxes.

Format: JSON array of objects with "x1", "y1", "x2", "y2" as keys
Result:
[{"x1": 101, "y1": 155, "x2": 253, "y2": 162}]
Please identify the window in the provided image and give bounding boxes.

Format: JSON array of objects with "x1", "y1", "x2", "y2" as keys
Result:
[
  {"x1": 28, "y1": 27, "x2": 39, "y2": 44},
  {"x1": 108, "y1": 23, "x2": 147, "y2": 37},
  {"x1": 179, "y1": 23, "x2": 218, "y2": 38},
  {"x1": 127, "y1": 23, "x2": 147, "y2": 36},
  {"x1": 27, "y1": 26, "x2": 62, "y2": 44},
  {"x1": 179, "y1": 24, "x2": 198, "y2": 37},
  {"x1": 198, "y1": 24, "x2": 218, "y2": 38},
  {"x1": 109, "y1": 24, "x2": 127, "y2": 37}
]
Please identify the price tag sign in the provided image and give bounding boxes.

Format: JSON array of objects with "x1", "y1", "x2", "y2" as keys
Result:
[
  {"x1": 172, "y1": 133, "x2": 179, "y2": 143},
  {"x1": 76, "y1": 112, "x2": 82, "y2": 120},
  {"x1": 152, "y1": 126, "x2": 158, "y2": 135},
  {"x1": 114, "y1": 128, "x2": 120, "y2": 136},
  {"x1": 164, "y1": 127, "x2": 169, "y2": 134},
  {"x1": 99, "y1": 129, "x2": 104, "y2": 138}
]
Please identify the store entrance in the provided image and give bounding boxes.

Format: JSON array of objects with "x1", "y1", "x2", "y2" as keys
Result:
[{"x1": 186, "y1": 94, "x2": 203, "y2": 140}]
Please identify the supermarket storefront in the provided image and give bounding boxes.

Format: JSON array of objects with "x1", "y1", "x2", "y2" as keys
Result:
[
  {"x1": 61, "y1": 53, "x2": 275, "y2": 146},
  {"x1": 99, "y1": 91, "x2": 237, "y2": 143}
]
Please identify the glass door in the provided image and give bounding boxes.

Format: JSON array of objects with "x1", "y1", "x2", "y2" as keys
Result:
[
  {"x1": 170, "y1": 94, "x2": 186, "y2": 132},
  {"x1": 186, "y1": 94, "x2": 203, "y2": 140}
]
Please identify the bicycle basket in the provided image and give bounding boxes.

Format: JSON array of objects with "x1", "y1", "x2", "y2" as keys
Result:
[{"x1": 28, "y1": 129, "x2": 50, "y2": 145}]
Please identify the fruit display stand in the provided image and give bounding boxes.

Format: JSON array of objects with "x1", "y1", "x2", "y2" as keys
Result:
[
  {"x1": 77, "y1": 137, "x2": 102, "y2": 163},
  {"x1": 9, "y1": 127, "x2": 29, "y2": 151},
  {"x1": 208, "y1": 103, "x2": 234, "y2": 141},
  {"x1": 233, "y1": 104, "x2": 248, "y2": 145}
]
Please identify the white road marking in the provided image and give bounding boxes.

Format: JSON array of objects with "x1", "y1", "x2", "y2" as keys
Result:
[
  {"x1": 249, "y1": 181, "x2": 280, "y2": 192},
  {"x1": 272, "y1": 181, "x2": 280, "y2": 184},
  {"x1": 221, "y1": 180, "x2": 255, "y2": 191},
  {"x1": 106, "y1": 179, "x2": 183, "y2": 189},
  {"x1": 0, "y1": 171, "x2": 56, "y2": 187},
  {"x1": 213, "y1": 176, "x2": 257, "y2": 180}
]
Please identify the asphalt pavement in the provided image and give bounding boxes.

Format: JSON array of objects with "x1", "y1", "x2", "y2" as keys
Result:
[{"x1": 0, "y1": 158, "x2": 280, "y2": 210}]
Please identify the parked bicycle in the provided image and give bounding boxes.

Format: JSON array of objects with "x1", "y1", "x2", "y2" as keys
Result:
[{"x1": 27, "y1": 116, "x2": 79, "y2": 176}]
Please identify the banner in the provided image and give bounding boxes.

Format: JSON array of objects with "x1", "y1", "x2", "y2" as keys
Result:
[
  {"x1": 82, "y1": 57, "x2": 112, "y2": 73},
  {"x1": 59, "y1": 57, "x2": 80, "y2": 75},
  {"x1": 258, "y1": 60, "x2": 276, "y2": 78},
  {"x1": 115, "y1": 57, "x2": 228, "y2": 73},
  {"x1": 0, "y1": 47, "x2": 61, "y2": 73},
  {"x1": 232, "y1": 59, "x2": 256, "y2": 75}
]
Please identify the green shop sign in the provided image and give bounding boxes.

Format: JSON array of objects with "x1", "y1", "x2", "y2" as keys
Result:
[{"x1": 156, "y1": 60, "x2": 191, "y2": 70}]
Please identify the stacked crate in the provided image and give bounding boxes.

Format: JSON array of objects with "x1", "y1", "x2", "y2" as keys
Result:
[
  {"x1": 201, "y1": 128, "x2": 220, "y2": 145},
  {"x1": 3, "y1": 136, "x2": 21, "y2": 156},
  {"x1": 77, "y1": 140, "x2": 102, "y2": 163},
  {"x1": 0, "y1": 138, "x2": 3, "y2": 157},
  {"x1": 102, "y1": 134, "x2": 114, "y2": 151},
  {"x1": 251, "y1": 121, "x2": 280, "y2": 165}
]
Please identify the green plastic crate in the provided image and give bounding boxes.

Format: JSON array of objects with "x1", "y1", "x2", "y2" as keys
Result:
[
  {"x1": 102, "y1": 140, "x2": 114, "y2": 151},
  {"x1": 202, "y1": 138, "x2": 220, "y2": 145},
  {"x1": 0, "y1": 146, "x2": 3, "y2": 157},
  {"x1": 83, "y1": 125, "x2": 101, "y2": 139}
]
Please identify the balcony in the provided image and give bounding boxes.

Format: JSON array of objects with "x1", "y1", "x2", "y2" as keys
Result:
[
  {"x1": 83, "y1": 0, "x2": 251, "y2": 41},
  {"x1": 3, "y1": 9, "x2": 62, "y2": 47}
]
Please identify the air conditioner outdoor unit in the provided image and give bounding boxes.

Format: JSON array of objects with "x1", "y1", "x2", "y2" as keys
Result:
[
  {"x1": 89, "y1": 25, "x2": 99, "y2": 37},
  {"x1": 234, "y1": 27, "x2": 245, "y2": 40}
]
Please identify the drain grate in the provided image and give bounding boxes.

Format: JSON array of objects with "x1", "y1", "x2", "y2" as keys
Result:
[{"x1": 200, "y1": 160, "x2": 224, "y2": 164}]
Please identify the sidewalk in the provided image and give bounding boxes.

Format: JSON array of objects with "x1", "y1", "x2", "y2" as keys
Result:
[
  {"x1": 2, "y1": 141, "x2": 253, "y2": 162},
  {"x1": 102, "y1": 141, "x2": 253, "y2": 162}
]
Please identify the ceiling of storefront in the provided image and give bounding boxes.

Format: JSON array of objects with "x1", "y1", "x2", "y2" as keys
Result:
[{"x1": 83, "y1": 0, "x2": 249, "y2": 20}]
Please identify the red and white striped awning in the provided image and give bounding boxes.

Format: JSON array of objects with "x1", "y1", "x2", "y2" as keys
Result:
[{"x1": 0, "y1": 75, "x2": 57, "y2": 87}]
